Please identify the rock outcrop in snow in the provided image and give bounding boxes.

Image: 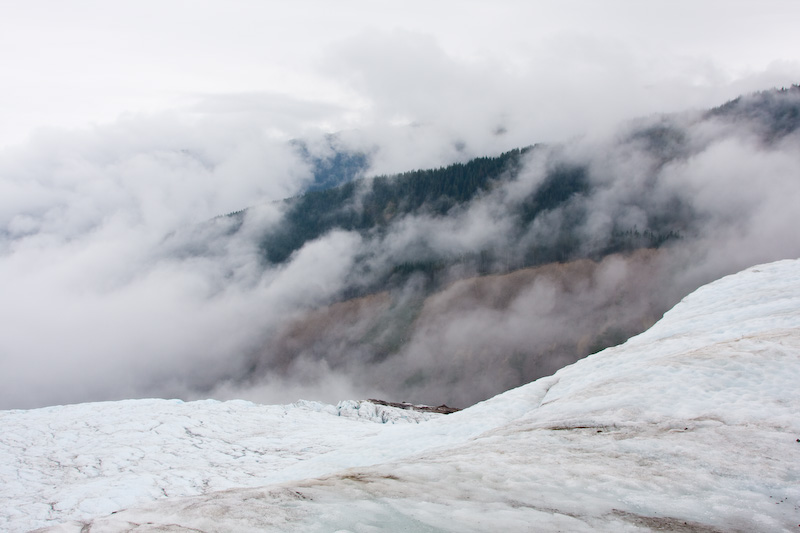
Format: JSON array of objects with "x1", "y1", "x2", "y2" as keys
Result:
[{"x1": 3, "y1": 259, "x2": 800, "y2": 532}]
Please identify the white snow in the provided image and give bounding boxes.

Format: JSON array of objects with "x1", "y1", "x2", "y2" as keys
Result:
[
  {"x1": 0, "y1": 399, "x2": 442, "y2": 531},
  {"x1": 3, "y1": 259, "x2": 800, "y2": 532}
]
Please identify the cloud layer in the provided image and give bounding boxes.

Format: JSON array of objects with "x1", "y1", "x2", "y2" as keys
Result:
[
  {"x1": 3, "y1": 85, "x2": 799, "y2": 409},
  {"x1": 219, "y1": 90, "x2": 800, "y2": 408}
]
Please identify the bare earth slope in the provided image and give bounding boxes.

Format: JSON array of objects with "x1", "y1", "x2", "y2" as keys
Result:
[{"x1": 259, "y1": 249, "x2": 671, "y2": 407}]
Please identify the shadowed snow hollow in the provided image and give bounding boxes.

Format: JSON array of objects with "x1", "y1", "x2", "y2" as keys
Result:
[{"x1": 3, "y1": 259, "x2": 799, "y2": 532}]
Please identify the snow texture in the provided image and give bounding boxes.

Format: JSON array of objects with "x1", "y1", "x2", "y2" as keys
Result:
[{"x1": 3, "y1": 259, "x2": 800, "y2": 532}]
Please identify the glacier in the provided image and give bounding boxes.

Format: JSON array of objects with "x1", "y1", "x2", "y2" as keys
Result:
[{"x1": 2, "y1": 258, "x2": 799, "y2": 532}]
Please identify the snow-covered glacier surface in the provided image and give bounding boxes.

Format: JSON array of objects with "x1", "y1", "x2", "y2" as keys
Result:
[{"x1": 3, "y1": 259, "x2": 800, "y2": 532}]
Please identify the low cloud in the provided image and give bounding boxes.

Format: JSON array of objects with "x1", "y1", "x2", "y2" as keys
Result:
[
  {"x1": 1, "y1": 61, "x2": 799, "y2": 409},
  {"x1": 220, "y1": 90, "x2": 800, "y2": 407}
]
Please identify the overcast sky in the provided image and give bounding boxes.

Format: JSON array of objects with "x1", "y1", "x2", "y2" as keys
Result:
[{"x1": 2, "y1": 0, "x2": 799, "y2": 151}]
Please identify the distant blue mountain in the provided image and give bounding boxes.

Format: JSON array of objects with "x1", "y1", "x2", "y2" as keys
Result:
[{"x1": 290, "y1": 137, "x2": 371, "y2": 193}]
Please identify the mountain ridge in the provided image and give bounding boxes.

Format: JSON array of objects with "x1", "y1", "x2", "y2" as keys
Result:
[{"x1": 163, "y1": 85, "x2": 800, "y2": 409}]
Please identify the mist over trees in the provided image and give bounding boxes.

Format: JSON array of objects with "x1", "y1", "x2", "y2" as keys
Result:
[
  {"x1": 2, "y1": 86, "x2": 799, "y2": 409},
  {"x1": 220, "y1": 143, "x2": 680, "y2": 294},
  {"x1": 169, "y1": 85, "x2": 800, "y2": 407}
]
